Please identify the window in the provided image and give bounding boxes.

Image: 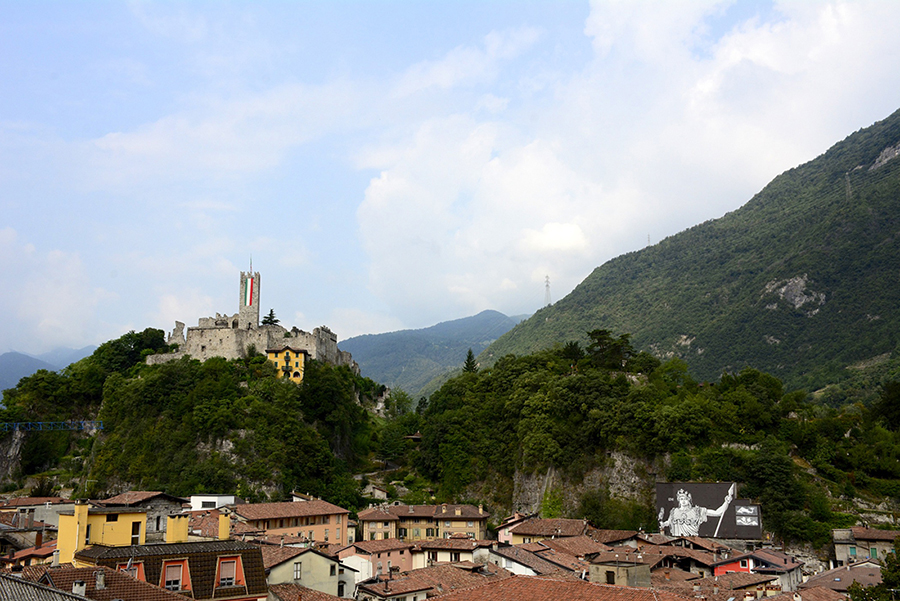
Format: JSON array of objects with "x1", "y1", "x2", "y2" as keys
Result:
[
  {"x1": 872, "y1": 548, "x2": 878, "y2": 559},
  {"x1": 467, "y1": 521, "x2": 474, "y2": 527},
  {"x1": 388, "y1": 560, "x2": 392, "y2": 570},
  {"x1": 338, "y1": 582, "x2": 345, "y2": 596},
  {"x1": 131, "y1": 521, "x2": 141, "y2": 545},
  {"x1": 106, "y1": 514, "x2": 118, "y2": 522},
  {"x1": 156, "y1": 516, "x2": 161, "y2": 531},
  {"x1": 201, "y1": 501, "x2": 216, "y2": 509},
  {"x1": 165, "y1": 564, "x2": 183, "y2": 591},
  {"x1": 850, "y1": 547, "x2": 857, "y2": 557},
  {"x1": 444, "y1": 521, "x2": 451, "y2": 527},
  {"x1": 337, "y1": 515, "x2": 341, "y2": 524},
  {"x1": 85, "y1": 524, "x2": 91, "y2": 545},
  {"x1": 414, "y1": 529, "x2": 420, "y2": 538},
  {"x1": 428, "y1": 552, "x2": 438, "y2": 562},
  {"x1": 606, "y1": 571, "x2": 615, "y2": 585},
  {"x1": 370, "y1": 532, "x2": 376, "y2": 540},
  {"x1": 426, "y1": 528, "x2": 435, "y2": 537},
  {"x1": 330, "y1": 564, "x2": 336, "y2": 577},
  {"x1": 450, "y1": 552, "x2": 460, "y2": 562},
  {"x1": 219, "y1": 560, "x2": 236, "y2": 586},
  {"x1": 740, "y1": 560, "x2": 748, "y2": 568},
  {"x1": 325, "y1": 529, "x2": 329, "y2": 541},
  {"x1": 523, "y1": 538, "x2": 532, "y2": 544},
  {"x1": 293, "y1": 561, "x2": 302, "y2": 580},
  {"x1": 399, "y1": 528, "x2": 407, "y2": 537},
  {"x1": 377, "y1": 562, "x2": 382, "y2": 575}
]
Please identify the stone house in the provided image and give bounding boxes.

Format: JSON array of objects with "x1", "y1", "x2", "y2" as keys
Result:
[
  {"x1": 95, "y1": 490, "x2": 188, "y2": 542},
  {"x1": 833, "y1": 527, "x2": 900, "y2": 565},
  {"x1": 226, "y1": 500, "x2": 351, "y2": 546}
]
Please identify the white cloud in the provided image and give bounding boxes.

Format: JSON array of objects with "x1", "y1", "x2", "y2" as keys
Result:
[{"x1": 394, "y1": 27, "x2": 541, "y2": 96}]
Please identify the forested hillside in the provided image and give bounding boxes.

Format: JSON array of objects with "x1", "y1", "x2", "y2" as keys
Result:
[
  {"x1": 0, "y1": 328, "x2": 382, "y2": 508},
  {"x1": 485, "y1": 108, "x2": 900, "y2": 391},
  {"x1": 2, "y1": 326, "x2": 900, "y2": 552}
]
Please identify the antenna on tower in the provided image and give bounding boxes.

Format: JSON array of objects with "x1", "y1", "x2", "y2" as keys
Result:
[
  {"x1": 544, "y1": 275, "x2": 551, "y2": 307},
  {"x1": 250, "y1": 255, "x2": 253, "y2": 273}
]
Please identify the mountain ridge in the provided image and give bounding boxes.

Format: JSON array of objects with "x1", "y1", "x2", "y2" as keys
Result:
[{"x1": 483, "y1": 107, "x2": 900, "y2": 390}]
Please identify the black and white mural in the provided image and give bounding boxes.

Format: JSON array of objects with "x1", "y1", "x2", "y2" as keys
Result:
[{"x1": 655, "y1": 482, "x2": 762, "y2": 539}]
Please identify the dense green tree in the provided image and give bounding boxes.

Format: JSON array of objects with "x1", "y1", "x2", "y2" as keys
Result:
[
  {"x1": 463, "y1": 349, "x2": 478, "y2": 373},
  {"x1": 262, "y1": 309, "x2": 280, "y2": 325}
]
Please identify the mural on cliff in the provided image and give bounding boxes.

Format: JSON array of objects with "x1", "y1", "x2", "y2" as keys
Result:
[{"x1": 656, "y1": 482, "x2": 762, "y2": 539}]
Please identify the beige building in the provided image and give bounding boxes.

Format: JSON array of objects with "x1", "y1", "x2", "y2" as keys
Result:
[
  {"x1": 262, "y1": 545, "x2": 355, "y2": 597},
  {"x1": 227, "y1": 500, "x2": 350, "y2": 545},
  {"x1": 833, "y1": 527, "x2": 900, "y2": 565},
  {"x1": 357, "y1": 503, "x2": 489, "y2": 542}
]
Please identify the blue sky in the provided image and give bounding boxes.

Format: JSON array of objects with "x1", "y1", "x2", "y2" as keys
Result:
[{"x1": 2, "y1": 0, "x2": 900, "y2": 355}]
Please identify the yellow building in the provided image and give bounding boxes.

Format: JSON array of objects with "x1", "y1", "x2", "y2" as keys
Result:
[
  {"x1": 57, "y1": 501, "x2": 147, "y2": 564},
  {"x1": 267, "y1": 346, "x2": 308, "y2": 383},
  {"x1": 357, "y1": 504, "x2": 490, "y2": 542}
]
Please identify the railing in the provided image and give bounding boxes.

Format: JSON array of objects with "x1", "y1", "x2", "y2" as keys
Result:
[{"x1": 0, "y1": 421, "x2": 104, "y2": 432}]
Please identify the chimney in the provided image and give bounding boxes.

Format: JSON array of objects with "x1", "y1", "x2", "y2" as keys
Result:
[
  {"x1": 665, "y1": 570, "x2": 670, "y2": 580},
  {"x1": 694, "y1": 584, "x2": 701, "y2": 592},
  {"x1": 714, "y1": 585, "x2": 719, "y2": 594},
  {"x1": 166, "y1": 514, "x2": 189, "y2": 544},
  {"x1": 95, "y1": 569, "x2": 106, "y2": 590},
  {"x1": 409, "y1": 505, "x2": 414, "y2": 514},
  {"x1": 51, "y1": 550, "x2": 59, "y2": 567},
  {"x1": 478, "y1": 504, "x2": 483, "y2": 515},
  {"x1": 455, "y1": 507, "x2": 461, "y2": 516},
  {"x1": 73, "y1": 581, "x2": 87, "y2": 597},
  {"x1": 219, "y1": 513, "x2": 231, "y2": 540},
  {"x1": 442, "y1": 504, "x2": 447, "y2": 514},
  {"x1": 35, "y1": 530, "x2": 43, "y2": 549}
]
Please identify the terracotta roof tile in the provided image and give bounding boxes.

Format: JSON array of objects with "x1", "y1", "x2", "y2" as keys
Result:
[
  {"x1": 0, "y1": 497, "x2": 71, "y2": 508},
  {"x1": 539, "y1": 535, "x2": 612, "y2": 557},
  {"x1": 510, "y1": 518, "x2": 587, "y2": 537},
  {"x1": 269, "y1": 582, "x2": 344, "y2": 601},
  {"x1": 490, "y1": 546, "x2": 561, "y2": 575},
  {"x1": 231, "y1": 500, "x2": 349, "y2": 521},
  {"x1": 259, "y1": 545, "x2": 306, "y2": 569},
  {"x1": 801, "y1": 561, "x2": 882, "y2": 592},
  {"x1": 767, "y1": 586, "x2": 847, "y2": 601},
  {"x1": 433, "y1": 574, "x2": 695, "y2": 601},
  {"x1": 348, "y1": 539, "x2": 415, "y2": 554},
  {"x1": 96, "y1": 491, "x2": 187, "y2": 506},
  {"x1": 590, "y1": 529, "x2": 641, "y2": 544},
  {"x1": 358, "y1": 504, "x2": 490, "y2": 521},
  {"x1": 851, "y1": 527, "x2": 900, "y2": 542},
  {"x1": 31, "y1": 565, "x2": 184, "y2": 601},
  {"x1": 357, "y1": 562, "x2": 511, "y2": 598}
]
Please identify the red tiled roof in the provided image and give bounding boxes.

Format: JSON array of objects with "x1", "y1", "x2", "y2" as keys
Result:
[
  {"x1": 650, "y1": 567, "x2": 701, "y2": 585},
  {"x1": 433, "y1": 574, "x2": 695, "y2": 601},
  {"x1": 590, "y1": 529, "x2": 640, "y2": 544},
  {"x1": 348, "y1": 539, "x2": 415, "y2": 554},
  {"x1": 490, "y1": 545, "x2": 563, "y2": 575},
  {"x1": 533, "y1": 548, "x2": 591, "y2": 572},
  {"x1": 510, "y1": 518, "x2": 588, "y2": 537},
  {"x1": 415, "y1": 538, "x2": 493, "y2": 551},
  {"x1": 851, "y1": 527, "x2": 900, "y2": 542},
  {"x1": 539, "y1": 535, "x2": 612, "y2": 557},
  {"x1": 269, "y1": 582, "x2": 344, "y2": 601},
  {"x1": 259, "y1": 545, "x2": 306, "y2": 569},
  {"x1": 0, "y1": 540, "x2": 57, "y2": 564},
  {"x1": 0, "y1": 511, "x2": 52, "y2": 529},
  {"x1": 96, "y1": 491, "x2": 186, "y2": 506},
  {"x1": 358, "y1": 504, "x2": 490, "y2": 522},
  {"x1": 0, "y1": 497, "x2": 71, "y2": 508},
  {"x1": 187, "y1": 509, "x2": 222, "y2": 538},
  {"x1": 801, "y1": 561, "x2": 883, "y2": 592},
  {"x1": 640, "y1": 545, "x2": 717, "y2": 566},
  {"x1": 231, "y1": 500, "x2": 349, "y2": 521},
  {"x1": 31, "y1": 565, "x2": 184, "y2": 601},
  {"x1": 768, "y1": 586, "x2": 847, "y2": 601},
  {"x1": 357, "y1": 562, "x2": 511, "y2": 599}
]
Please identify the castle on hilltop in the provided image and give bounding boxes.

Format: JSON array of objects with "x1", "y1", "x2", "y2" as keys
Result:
[{"x1": 146, "y1": 271, "x2": 358, "y2": 372}]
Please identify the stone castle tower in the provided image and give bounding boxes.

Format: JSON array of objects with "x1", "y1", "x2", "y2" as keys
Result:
[
  {"x1": 147, "y1": 268, "x2": 358, "y2": 374},
  {"x1": 239, "y1": 271, "x2": 260, "y2": 329}
]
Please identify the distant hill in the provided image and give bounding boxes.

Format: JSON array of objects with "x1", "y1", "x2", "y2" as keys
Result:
[
  {"x1": 484, "y1": 107, "x2": 900, "y2": 391},
  {"x1": 0, "y1": 352, "x2": 59, "y2": 391},
  {"x1": 340, "y1": 310, "x2": 524, "y2": 397},
  {"x1": 35, "y1": 346, "x2": 96, "y2": 369},
  {"x1": 0, "y1": 347, "x2": 96, "y2": 392}
]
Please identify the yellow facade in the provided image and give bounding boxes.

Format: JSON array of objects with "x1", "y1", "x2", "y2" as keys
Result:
[
  {"x1": 267, "y1": 346, "x2": 307, "y2": 383},
  {"x1": 58, "y1": 503, "x2": 147, "y2": 565}
]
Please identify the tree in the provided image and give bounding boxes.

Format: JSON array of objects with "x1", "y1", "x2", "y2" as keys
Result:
[
  {"x1": 586, "y1": 329, "x2": 634, "y2": 370},
  {"x1": 262, "y1": 309, "x2": 280, "y2": 325},
  {"x1": 463, "y1": 349, "x2": 478, "y2": 373}
]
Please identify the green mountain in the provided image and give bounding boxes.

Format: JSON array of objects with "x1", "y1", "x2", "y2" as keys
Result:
[
  {"x1": 0, "y1": 352, "x2": 59, "y2": 391},
  {"x1": 340, "y1": 310, "x2": 524, "y2": 397},
  {"x1": 484, "y1": 108, "x2": 900, "y2": 390}
]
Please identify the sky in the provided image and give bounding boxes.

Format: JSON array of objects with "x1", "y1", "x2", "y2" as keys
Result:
[{"x1": 2, "y1": 0, "x2": 900, "y2": 355}]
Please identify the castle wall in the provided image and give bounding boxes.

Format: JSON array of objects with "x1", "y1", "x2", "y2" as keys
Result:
[{"x1": 146, "y1": 271, "x2": 359, "y2": 374}]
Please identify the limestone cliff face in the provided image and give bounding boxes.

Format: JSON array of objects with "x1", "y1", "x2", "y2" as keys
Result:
[
  {"x1": 469, "y1": 451, "x2": 660, "y2": 518},
  {"x1": 0, "y1": 430, "x2": 25, "y2": 481}
]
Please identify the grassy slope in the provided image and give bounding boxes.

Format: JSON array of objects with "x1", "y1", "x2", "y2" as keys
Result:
[{"x1": 484, "y1": 108, "x2": 900, "y2": 390}]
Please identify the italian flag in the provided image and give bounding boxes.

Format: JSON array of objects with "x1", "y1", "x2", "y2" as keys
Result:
[{"x1": 244, "y1": 277, "x2": 254, "y2": 306}]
